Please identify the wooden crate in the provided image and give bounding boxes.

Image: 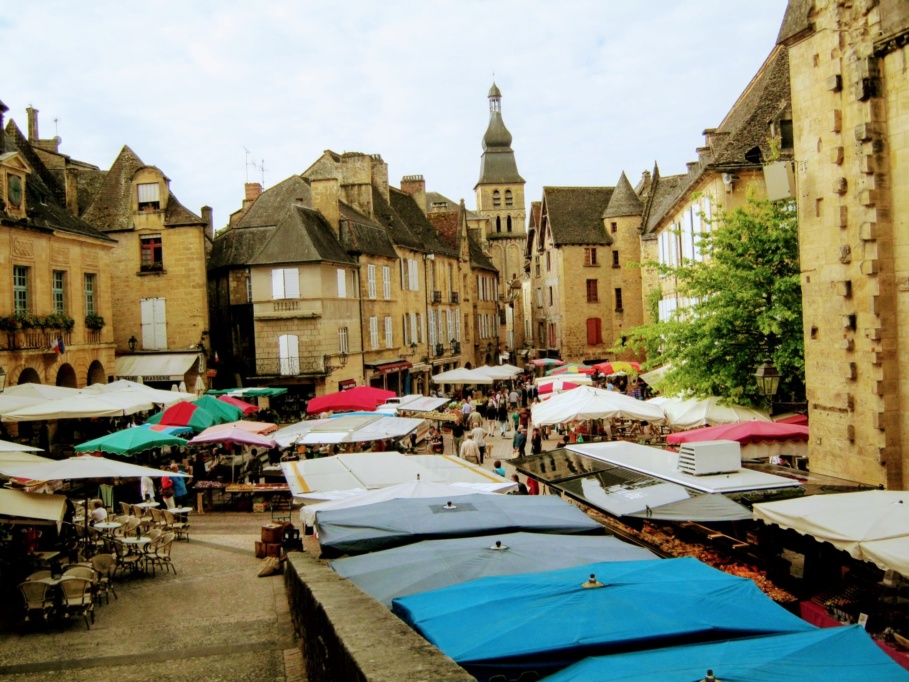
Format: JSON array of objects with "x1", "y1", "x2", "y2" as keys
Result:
[
  {"x1": 265, "y1": 542, "x2": 283, "y2": 558},
  {"x1": 254, "y1": 540, "x2": 267, "y2": 559}
]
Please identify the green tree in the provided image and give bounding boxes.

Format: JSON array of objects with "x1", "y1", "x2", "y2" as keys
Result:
[{"x1": 618, "y1": 194, "x2": 804, "y2": 407}]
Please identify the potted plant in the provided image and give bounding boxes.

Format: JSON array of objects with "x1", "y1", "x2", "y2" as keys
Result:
[
  {"x1": 41, "y1": 313, "x2": 75, "y2": 332},
  {"x1": 85, "y1": 313, "x2": 105, "y2": 331},
  {"x1": 15, "y1": 312, "x2": 40, "y2": 330},
  {"x1": 0, "y1": 315, "x2": 20, "y2": 332}
]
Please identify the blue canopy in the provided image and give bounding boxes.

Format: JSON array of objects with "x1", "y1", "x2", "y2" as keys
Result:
[
  {"x1": 317, "y1": 494, "x2": 603, "y2": 558},
  {"x1": 331, "y1": 532, "x2": 657, "y2": 607},
  {"x1": 392, "y1": 557, "x2": 814, "y2": 681},
  {"x1": 545, "y1": 626, "x2": 909, "y2": 682}
]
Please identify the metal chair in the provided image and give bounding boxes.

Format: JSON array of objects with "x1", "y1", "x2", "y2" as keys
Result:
[
  {"x1": 89, "y1": 553, "x2": 118, "y2": 603},
  {"x1": 18, "y1": 581, "x2": 55, "y2": 625},
  {"x1": 146, "y1": 532, "x2": 176, "y2": 576},
  {"x1": 59, "y1": 577, "x2": 94, "y2": 629}
]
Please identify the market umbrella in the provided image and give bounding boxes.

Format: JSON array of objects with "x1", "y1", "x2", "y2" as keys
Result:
[
  {"x1": 590, "y1": 361, "x2": 641, "y2": 376},
  {"x1": 473, "y1": 365, "x2": 520, "y2": 381},
  {"x1": 2, "y1": 383, "x2": 81, "y2": 400},
  {"x1": 2, "y1": 393, "x2": 156, "y2": 422},
  {"x1": 0, "y1": 438, "x2": 42, "y2": 453},
  {"x1": 145, "y1": 401, "x2": 220, "y2": 433},
  {"x1": 530, "y1": 386, "x2": 666, "y2": 426},
  {"x1": 667, "y1": 421, "x2": 809, "y2": 460},
  {"x1": 545, "y1": 363, "x2": 596, "y2": 376},
  {"x1": 140, "y1": 423, "x2": 194, "y2": 436},
  {"x1": 205, "y1": 420, "x2": 277, "y2": 435},
  {"x1": 0, "y1": 394, "x2": 45, "y2": 417},
  {"x1": 0, "y1": 451, "x2": 54, "y2": 464},
  {"x1": 0, "y1": 454, "x2": 188, "y2": 480},
  {"x1": 80, "y1": 379, "x2": 195, "y2": 407},
  {"x1": 331, "y1": 531, "x2": 657, "y2": 607},
  {"x1": 306, "y1": 385, "x2": 396, "y2": 415},
  {"x1": 187, "y1": 425, "x2": 277, "y2": 448},
  {"x1": 74, "y1": 428, "x2": 188, "y2": 457},
  {"x1": 217, "y1": 395, "x2": 259, "y2": 415},
  {"x1": 538, "y1": 380, "x2": 580, "y2": 396},
  {"x1": 430, "y1": 368, "x2": 494, "y2": 385},
  {"x1": 654, "y1": 395, "x2": 770, "y2": 429},
  {"x1": 193, "y1": 395, "x2": 244, "y2": 423},
  {"x1": 530, "y1": 358, "x2": 565, "y2": 367}
]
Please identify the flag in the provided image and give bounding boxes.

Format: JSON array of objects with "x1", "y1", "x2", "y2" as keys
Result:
[{"x1": 51, "y1": 337, "x2": 65, "y2": 354}]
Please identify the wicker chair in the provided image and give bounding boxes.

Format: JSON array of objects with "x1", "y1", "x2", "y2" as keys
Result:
[
  {"x1": 59, "y1": 577, "x2": 94, "y2": 629},
  {"x1": 112, "y1": 540, "x2": 144, "y2": 578},
  {"x1": 18, "y1": 581, "x2": 55, "y2": 625},
  {"x1": 25, "y1": 570, "x2": 52, "y2": 582},
  {"x1": 163, "y1": 510, "x2": 189, "y2": 541},
  {"x1": 89, "y1": 553, "x2": 118, "y2": 603},
  {"x1": 146, "y1": 532, "x2": 176, "y2": 577}
]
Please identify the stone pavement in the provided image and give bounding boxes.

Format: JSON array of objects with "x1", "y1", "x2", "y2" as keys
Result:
[{"x1": 0, "y1": 513, "x2": 300, "y2": 681}]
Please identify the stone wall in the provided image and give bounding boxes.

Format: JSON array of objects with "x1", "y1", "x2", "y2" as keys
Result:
[{"x1": 284, "y1": 552, "x2": 475, "y2": 682}]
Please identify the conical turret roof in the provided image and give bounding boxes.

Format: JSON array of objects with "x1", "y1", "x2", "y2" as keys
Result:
[{"x1": 602, "y1": 172, "x2": 643, "y2": 218}]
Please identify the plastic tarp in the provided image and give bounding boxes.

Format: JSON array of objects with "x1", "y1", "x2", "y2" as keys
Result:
[
  {"x1": 626, "y1": 491, "x2": 753, "y2": 522},
  {"x1": 545, "y1": 626, "x2": 909, "y2": 682},
  {"x1": 317, "y1": 493, "x2": 604, "y2": 557},
  {"x1": 331, "y1": 531, "x2": 656, "y2": 607},
  {"x1": 754, "y1": 490, "x2": 909, "y2": 575},
  {"x1": 0, "y1": 489, "x2": 66, "y2": 529},
  {"x1": 392, "y1": 557, "x2": 814, "y2": 681},
  {"x1": 273, "y1": 419, "x2": 329, "y2": 447},
  {"x1": 431, "y1": 368, "x2": 495, "y2": 385},
  {"x1": 296, "y1": 414, "x2": 424, "y2": 445},
  {"x1": 531, "y1": 386, "x2": 666, "y2": 426},
  {"x1": 653, "y1": 395, "x2": 770, "y2": 430}
]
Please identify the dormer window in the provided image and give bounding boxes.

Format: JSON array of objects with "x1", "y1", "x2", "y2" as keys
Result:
[
  {"x1": 137, "y1": 183, "x2": 160, "y2": 211},
  {"x1": 779, "y1": 119, "x2": 794, "y2": 149},
  {"x1": 493, "y1": 190, "x2": 502, "y2": 208},
  {"x1": 7, "y1": 173, "x2": 23, "y2": 207}
]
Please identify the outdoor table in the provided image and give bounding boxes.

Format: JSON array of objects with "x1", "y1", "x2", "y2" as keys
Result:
[
  {"x1": 135, "y1": 501, "x2": 160, "y2": 509},
  {"x1": 170, "y1": 506, "x2": 193, "y2": 516},
  {"x1": 94, "y1": 521, "x2": 122, "y2": 535}
]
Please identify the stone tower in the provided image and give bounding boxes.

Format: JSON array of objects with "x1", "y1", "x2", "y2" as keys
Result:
[{"x1": 474, "y1": 83, "x2": 527, "y2": 353}]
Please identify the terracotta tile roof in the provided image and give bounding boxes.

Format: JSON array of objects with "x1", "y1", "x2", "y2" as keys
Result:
[{"x1": 542, "y1": 186, "x2": 614, "y2": 246}]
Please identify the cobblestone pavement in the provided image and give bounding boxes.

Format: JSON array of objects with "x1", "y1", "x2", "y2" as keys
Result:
[{"x1": 0, "y1": 513, "x2": 300, "y2": 681}]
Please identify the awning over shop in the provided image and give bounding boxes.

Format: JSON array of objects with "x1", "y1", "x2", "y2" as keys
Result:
[
  {"x1": 0, "y1": 489, "x2": 66, "y2": 529},
  {"x1": 116, "y1": 353, "x2": 198, "y2": 382},
  {"x1": 365, "y1": 359, "x2": 413, "y2": 374}
]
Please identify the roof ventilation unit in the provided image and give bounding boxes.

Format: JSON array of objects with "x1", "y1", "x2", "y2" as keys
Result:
[{"x1": 677, "y1": 440, "x2": 741, "y2": 476}]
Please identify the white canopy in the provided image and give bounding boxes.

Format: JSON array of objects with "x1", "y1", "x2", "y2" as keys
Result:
[
  {"x1": 0, "y1": 489, "x2": 66, "y2": 529},
  {"x1": 297, "y1": 414, "x2": 425, "y2": 446},
  {"x1": 431, "y1": 368, "x2": 494, "y2": 385},
  {"x1": 2, "y1": 393, "x2": 156, "y2": 422},
  {"x1": 302, "y1": 479, "x2": 494, "y2": 526},
  {"x1": 0, "y1": 438, "x2": 42, "y2": 453},
  {"x1": 273, "y1": 419, "x2": 330, "y2": 448},
  {"x1": 80, "y1": 379, "x2": 195, "y2": 406},
  {"x1": 753, "y1": 490, "x2": 909, "y2": 575},
  {"x1": 531, "y1": 385, "x2": 666, "y2": 426},
  {"x1": 0, "y1": 454, "x2": 189, "y2": 480},
  {"x1": 534, "y1": 374, "x2": 594, "y2": 387},
  {"x1": 650, "y1": 395, "x2": 769, "y2": 430},
  {"x1": 473, "y1": 365, "x2": 521, "y2": 381},
  {"x1": 3, "y1": 384, "x2": 81, "y2": 400},
  {"x1": 0, "y1": 394, "x2": 46, "y2": 417}
]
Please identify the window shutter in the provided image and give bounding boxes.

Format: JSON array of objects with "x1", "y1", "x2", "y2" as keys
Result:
[
  {"x1": 284, "y1": 268, "x2": 300, "y2": 299},
  {"x1": 385, "y1": 316, "x2": 393, "y2": 348},
  {"x1": 410, "y1": 312, "x2": 418, "y2": 345},
  {"x1": 403, "y1": 315, "x2": 410, "y2": 346},
  {"x1": 383, "y1": 266, "x2": 391, "y2": 299},
  {"x1": 409, "y1": 260, "x2": 418, "y2": 291},
  {"x1": 337, "y1": 269, "x2": 346, "y2": 298},
  {"x1": 446, "y1": 310, "x2": 453, "y2": 343},
  {"x1": 400, "y1": 259, "x2": 407, "y2": 290},
  {"x1": 428, "y1": 310, "x2": 436, "y2": 345},
  {"x1": 278, "y1": 335, "x2": 299, "y2": 376},
  {"x1": 456, "y1": 310, "x2": 461, "y2": 342},
  {"x1": 370, "y1": 317, "x2": 379, "y2": 349},
  {"x1": 153, "y1": 298, "x2": 167, "y2": 349},
  {"x1": 437, "y1": 310, "x2": 444, "y2": 342},
  {"x1": 367, "y1": 264, "x2": 376, "y2": 299},
  {"x1": 140, "y1": 299, "x2": 155, "y2": 349},
  {"x1": 272, "y1": 269, "x2": 285, "y2": 299},
  {"x1": 137, "y1": 183, "x2": 159, "y2": 203}
]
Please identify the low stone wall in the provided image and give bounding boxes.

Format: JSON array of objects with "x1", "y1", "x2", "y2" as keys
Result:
[{"x1": 285, "y1": 552, "x2": 476, "y2": 682}]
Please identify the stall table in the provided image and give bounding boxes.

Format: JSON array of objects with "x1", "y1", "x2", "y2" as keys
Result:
[{"x1": 223, "y1": 483, "x2": 290, "y2": 512}]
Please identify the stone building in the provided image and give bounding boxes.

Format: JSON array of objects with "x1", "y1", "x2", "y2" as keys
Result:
[
  {"x1": 0, "y1": 101, "x2": 116, "y2": 390},
  {"x1": 778, "y1": 0, "x2": 909, "y2": 488}
]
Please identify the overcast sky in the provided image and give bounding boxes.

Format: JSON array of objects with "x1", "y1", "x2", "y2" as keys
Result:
[{"x1": 2, "y1": 1, "x2": 788, "y2": 228}]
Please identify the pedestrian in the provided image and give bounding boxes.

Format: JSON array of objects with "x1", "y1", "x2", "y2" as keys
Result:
[
  {"x1": 510, "y1": 474, "x2": 529, "y2": 495},
  {"x1": 170, "y1": 462, "x2": 189, "y2": 506},
  {"x1": 530, "y1": 427, "x2": 543, "y2": 455},
  {"x1": 487, "y1": 394, "x2": 499, "y2": 434},
  {"x1": 513, "y1": 426, "x2": 527, "y2": 458},
  {"x1": 459, "y1": 432, "x2": 481, "y2": 464},
  {"x1": 493, "y1": 460, "x2": 506, "y2": 477},
  {"x1": 519, "y1": 406, "x2": 530, "y2": 430},
  {"x1": 497, "y1": 400, "x2": 509, "y2": 437},
  {"x1": 509, "y1": 388, "x2": 519, "y2": 410},
  {"x1": 511, "y1": 409, "x2": 520, "y2": 433},
  {"x1": 461, "y1": 397, "x2": 474, "y2": 420},
  {"x1": 451, "y1": 417, "x2": 465, "y2": 457},
  {"x1": 471, "y1": 423, "x2": 487, "y2": 464},
  {"x1": 469, "y1": 406, "x2": 484, "y2": 429}
]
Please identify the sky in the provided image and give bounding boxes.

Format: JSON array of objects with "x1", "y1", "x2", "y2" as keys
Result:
[{"x1": 1, "y1": 1, "x2": 789, "y2": 228}]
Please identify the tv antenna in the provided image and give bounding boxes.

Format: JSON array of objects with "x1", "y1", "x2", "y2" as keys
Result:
[{"x1": 243, "y1": 146, "x2": 266, "y2": 186}]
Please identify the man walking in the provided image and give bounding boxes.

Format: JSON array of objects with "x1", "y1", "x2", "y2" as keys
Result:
[
  {"x1": 459, "y1": 432, "x2": 481, "y2": 464},
  {"x1": 471, "y1": 423, "x2": 488, "y2": 464},
  {"x1": 513, "y1": 426, "x2": 527, "y2": 458},
  {"x1": 451, "y1": 417, "x2": 465, "y2": 457}
]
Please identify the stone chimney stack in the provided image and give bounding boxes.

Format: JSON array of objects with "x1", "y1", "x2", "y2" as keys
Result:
[
  {"x1": 26, "y1": 106, "x2": 38, "y2": 141},
  {"x1": 400, "y1": 175, "x2": 427, "y2": 215},
  {"x1": 311, "y1": 176, "x2": 341, "y2": 237},
  {"x1": 370, "y1": 154, "x2": 389, "y2": 204},
  {"x1": 201, "y1": 206, "x2": 213, "y2": 239}
]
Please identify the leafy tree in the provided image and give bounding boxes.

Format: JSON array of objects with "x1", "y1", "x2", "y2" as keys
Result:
[{"x1": 618, "y1": 194, "x2": 804, "y2": 407}]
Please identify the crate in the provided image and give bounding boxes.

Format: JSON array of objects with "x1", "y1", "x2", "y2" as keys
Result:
[
  {"x1": 265, "y1": 542, "x2": 283, "y2": 558},
  {"x1": 252, "y1": 502, "x2": 267, "y2": 513},
  {"x1": 261, "y1": 523, "x2": 285, "y2": 543},
  {"x1": 254, "y1": 540, "x2": 267, "y2": 559}
]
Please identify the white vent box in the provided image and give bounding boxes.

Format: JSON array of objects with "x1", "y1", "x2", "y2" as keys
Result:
[{"x1": 677, "y1": 440, "x2": 741, "y2": 476}]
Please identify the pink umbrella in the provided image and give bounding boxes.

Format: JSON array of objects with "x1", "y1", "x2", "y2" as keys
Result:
[
  {"x1": 203, "y1": 421, "x2": 278, "y2": 436},
  {"x1": 187, "y1": 426, "x2": 276, "y2": 448},
  {"x1": 538, "y1": 380, "x2": 580, "y2": 395},
  {"x1": 217, "y1": 395, "x2": 259, "y2": 415},
  {"x1": 666, "y1": 421, "x2": 809, "y2": 446},
  {"x1": 530, "y1": 358, "x2": 565, "y2": 367}
]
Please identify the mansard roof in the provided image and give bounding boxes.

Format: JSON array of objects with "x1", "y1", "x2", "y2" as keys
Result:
[{"x1": 542, "y1": 187, "x2": 614, "y2": 246}]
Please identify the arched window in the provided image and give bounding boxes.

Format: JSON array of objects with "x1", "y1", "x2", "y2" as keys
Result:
[
  {"x1": 505, "y1": 190, "x2": 513, "y2": 207},
  {"x1": 496, "y1": 216, "x2": 502, "y2": 233},
  {"x1": 493, "y1": 190, "x2": 501, "y2": 208},
  {"x1": 506, "y1": 215, "x2": 512, "y2": 232}
]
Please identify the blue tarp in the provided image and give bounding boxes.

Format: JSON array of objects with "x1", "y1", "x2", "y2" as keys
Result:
[
  {"x1": 545, "y1": 626, "x2": 909, "y2": 682},
  {"x1": 330, "y1": 531, "x2": 657, "y2": 607},
  {"x1": 316, "y1": 494, "x2": 603, "y2": 558},
  {"x1": 392, "y1": 557, "x2": 815, "y2": 681}
]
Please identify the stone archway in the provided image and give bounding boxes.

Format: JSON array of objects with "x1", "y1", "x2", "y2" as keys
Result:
[
  {"x1": 87, "y1": 360, "x2": 106, "y2": 386},
  {"x1": 55, "y1": 363, "x2": 77, "y2": 388},
  {"x1": 464, "y1": 362, "x2": 473, "y2": 369},
  {"x1": 17, "y1": 367, "x2": 41, "y2": 385}
]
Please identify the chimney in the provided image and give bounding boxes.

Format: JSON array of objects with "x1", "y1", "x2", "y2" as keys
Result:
[
  {"x1": 370, "y1": 154, "x2": 389, "y2": 204},
  {"x1": 64, "y1": 168, "x2": 79, "y2": 215},
  {"x1": 400, "y1": 175, "x2": 427, "y2": 215},
  {"x1": 201, "y1": 206, "x2": 213, "y2": 239},
  {"x1": 0, "y1": 99, "x2": 7, "y2": 154},
  {"x1": 311, "y1": 177, "x2": 340, "y2": 237},
  {"x1": 26, "y1": 106, "x2": 39, "y2": 142},
  {"x1": 242, "y1": 183, "x2": 262, "y2": 212}
]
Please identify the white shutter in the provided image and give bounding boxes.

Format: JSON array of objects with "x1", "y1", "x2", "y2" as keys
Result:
[
  {"x1": 278, "y1": 335, "x2": 299, "y2": 375},
  {"x1": 370, "y1": 317, "x2": 379, "y2": 349},
  {"x1": 284, "y1": 268, "x2": 300, "y2": 299},
  {"x1": 456, "y1": 310, "x2": 461, "y2": 342},
  {"x1": 446, "y1": 310, "x2": 453, "y2": 344},
  {"x1": 407, "y1": 260, "x2": 415, "y2": 291},
  {"x1": 137, "y1": 183, "x2": 159, "y2": 203},
  {"x1": 437, "y1": 310, "x2": 444, "y2": 343},
  {"x1": 153, "y1": 299, "x2": 167, "y2": 349},
  {"x1": 272, "y1": 269, "x2": 285, "y2": 299},
  {"x1": 428, "y1": 310, "x2": 436, "y2": 345},
  {"x1": 140, "y1": 299, "x2": 155, "y2": 349},
  {"x1": 385, "y1": 316, "x2": 393, "y2": 348},
  {"x1": 411, "y1": 313, "x2": 418, "y2": 345},
  {"x1": 337, "y1": 269, "x2": 346, "y2": 298},
  {"x1": 383, "y1": 266, "x2": 391, "y2": 299},
  {"x1": 367, "y1": 265, "x2": 376, "y2": 299}
]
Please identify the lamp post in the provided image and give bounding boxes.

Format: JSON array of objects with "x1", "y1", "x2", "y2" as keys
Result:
[
  {"x1": 753, "y1": 358, "x2": 781, "y2": 410},
  {"x1": 128, "y1": 335, "x2": 138, "y2": 352}
]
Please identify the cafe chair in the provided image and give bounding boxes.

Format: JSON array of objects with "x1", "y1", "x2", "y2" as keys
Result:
[
  {"x1": 163, "y1": 509, "x2": 189, "y2": 541},
  {"x1": 119, "y1": 501, "x2": 132, "y2": 517},
  {"x1": 25, "y1": 570, "x2": 52, "y2": 582},
  {"x1": 111, "y1": 540, "x2": 144, "y2": 578},
  {"x1": 146, "y1": 532, "x2": 176, "y2": 577},
  {"x1": 89, "y1": 553, "x2": 118, "y2": 604},
  {"x1": 149, "y1": 507, "x2": 168, "y2": 531},
  {"x1": 119, "y1": 517, "x2": 140, "y2": 538},
  {"x1": 18, "y1": 581, "x2": 55, "y2": 624},
  {"x1": 59, "y1": 577, "x2": 94, "y2": 630}
]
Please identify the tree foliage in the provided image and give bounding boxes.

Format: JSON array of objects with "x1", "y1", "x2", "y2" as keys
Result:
[{"x1": 618, "y1": 195, "x2": 804, "y2": 407}]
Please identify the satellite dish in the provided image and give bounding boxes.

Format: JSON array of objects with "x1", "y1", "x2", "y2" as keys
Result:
[{"x1": 54, "y1": 136, "x2": 62, "y2": 145}]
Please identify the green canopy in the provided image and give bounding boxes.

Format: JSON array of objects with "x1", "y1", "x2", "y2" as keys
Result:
[
  {"x1": 205, "y1": 388, "x2": 287, "y2": 397},
  {"x1": 193, "y1": 395, "x2": 243, "y2": 423},
  {"x1": 74, "y1": 428, "x2": 188, "y2": 457}
]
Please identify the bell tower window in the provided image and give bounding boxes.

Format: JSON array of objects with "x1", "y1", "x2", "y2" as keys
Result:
[
  {"x1": 493, "y1": 190, "x2": 501, "y2": 208},
  {"x1": 496, "y1": 216, "x2": 502, "y2": 233},
  {"x1": 505, "y1": 190, "x2": 513, "y2": 207},
  {"x1": 507, "y1": 215, "x2": 512, "y2": 233}
]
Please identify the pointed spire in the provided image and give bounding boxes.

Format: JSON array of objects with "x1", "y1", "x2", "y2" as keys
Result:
[
  {"x1": 603, "y1": 172, "x2": 643, "y2": 219},
  {"x1": 477, "y1": 83, "x2": 524, "y2": 187}
]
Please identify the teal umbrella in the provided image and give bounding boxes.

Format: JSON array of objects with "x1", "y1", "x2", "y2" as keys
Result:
[
  {"x1": 74, "y1": 427, "x2": 188, "y2": 457},
  {"x1": 193, "y1": 395, "x2": 243, "y2": 423}
]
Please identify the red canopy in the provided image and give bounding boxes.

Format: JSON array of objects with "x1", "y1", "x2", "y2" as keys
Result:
[
  {"x1": 590, "y1": 361, "x2": 641, "y2": 375},
  {"x1": 306, "y1": 386, "x2": 396, "y2": 415},
  {"x1": 666, "y1": 421, "x2": 809, "y2": 446},
  {"x1": 776, "y1": 413, "x2": 809, "y2": 426},
  {"x1": 538, "y1": 381, "x2": 580, "y2": 395},
  {"x1": 218, "y1": 395, "x2": 259, "y2": 415}
]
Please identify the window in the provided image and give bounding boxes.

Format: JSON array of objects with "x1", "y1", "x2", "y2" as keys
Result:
[
  {"x1": 338, "y1": 327, "x2": 349, "y2": 353},
  {"x1": 385, "y1": 316, "x2": 393, "y2": 348},
  {"x1": 548, "y1": 286, "x2": 553, "y2": 306},
  {"x1": 505, "y1": 189, "x2": 513, "y2": 207},
  {"x1": 535, "y1": 256, "x2": 540, "y2": 277},
  {"x1": 493, "y1": 189, "x2": 501, "y2": 208},
  {"x1": 408, "y1": 259, "x2": 419, "y2": 291},
  {"x1": 615, "y1": 288, "x2": 624, "y2": 311},
  {"x1": 446, "y1": 309, "x2": 454, "y2": 344},
  {"x1": 548, "y1": 322, "x2": 558, "y2": 348},
  {"x1": 382, "y1": 266, "x2": 391, "y2": 299},
  {"x1": 611, "y1": 222, "x2": 617, "y2": 234},
  {"x1": 278, "y1": 335, "x2": 299, "y2": 376},
  {"x1": 586, "y1": 318, "x2": 602, "y2": 345},
  {"x1": 13, "y1": 265, "x2": 29, "y2": 314},
  {"x1": 52, "y1": 271, "x2": 66, "y2": 314},
  {"x1": 496, "y1": 216, "x2": 502, "y2": 233},
  {"x1": 546, "y1": 251, "x2": 551, "y2": 271},
  {"x1": 367, "y1": 264, "x2": 376, "y2": 299},
  {"x1": 271, "y1": 268, "x2": 300, "y2": 300},
  {"x1": 536, "y1": 287, "x2": 543, "y2": 307},
  {"x1": 337, "y1": 269, "x2": 347, "y2": 298},
  {"x1": 416, "y1": 312, "x2": 423, "y2": 343},
  {"x1": 612, "y1": 251, "x2": 620, "y2": 268},
  {"x1": 403, "y1": 314, "x2": 410, "y2": 346},
  {"x1": 506, "y1": 215, "x2": 512, "y2": 232},
  {"x1": 140, "y1": 297, "x2": 167, "y2": 349},
  {"x1": 780, "y1": 119, "x2": 794, "y2": 149},
  {"x1": 140, "y1": 234, "x2": 163, "y2": 271},
  {"x1": 245, "y1": 273, "x2": 252, "y2": 303},
  {"x1": 137, "y1": 183, "x2": 160, "y2": 211},
  {"x1": 586, "y1": 279, "x2": 598, "y2": 303},
  {"x1": 584, "y1": 248, "x2": 597, "y2": 266},
  {"x1": 83, "y1": 273, "x2": 96, "y2": 316},
  {"x1": 456, "y1": 310, "x2": 461, "y2": 342},
  {"x1": 369, "y1": 317, "x2": 379, "y2": 350},
  {"x1": 428, "y1": 309, "x2": 436, "y2": 345}
]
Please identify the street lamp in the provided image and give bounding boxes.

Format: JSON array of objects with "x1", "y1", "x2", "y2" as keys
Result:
[
  {"x1": 128, "y1": 335, "x2": 138, "y2": 352},
  {"x1": 753, "y1": 359, "x2": 781, "y2": 398}
]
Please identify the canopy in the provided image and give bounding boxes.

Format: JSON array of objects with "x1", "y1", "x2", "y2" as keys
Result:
[
  {"x1": 204, "y1": 420, "x2": 277, "y2": 435},
  {"x1": 306, "y1": 386, "x2": 396, "y2": 414},
  {"x1": 531, "y1": 385, "x2": 665, "y2": 426},
  {"x1": 473, "y1": 365, "x2": 520, "y2": 381},
  {"x1": 295, "y1": 414, "x2": 424, "y2": 445},
  {"x1": 193, "y1": 395, "x2": 244, "y2": 422},
  {"x1": 639, "y1": 363, "x2": 671, "y2": 386},
  {"x1": 217, "y1": 395, "x2": 259, "y2": 415},
  {"x1": 115, "y1": 352, "x2": 198, "y2": 382},
  {"x1": 753, "y1": 490, "x2": 909, "y2": 574},
  {"x1": 545, "y1": 626, "x2": 909, "y2": 682},
  {"x1": 538, "y1": 380, "x2": 580, "y2": 396},
  {"x1": 2, "y1": 383, "x2": 80, "y2": 400},
  {"x1": 431, "y1": 368, "x2": 494, "y2": 385},
  {"x1": 0, "y1": 489, "x2": 66, "y2": 529},
  {"x1": 2, "y1": 393, "x2": 155, "y2": 422},
  {"x1": 74, "y1": 427, "x2": 188, "y2": 457},
  {"x1": 653, "y1": 395, "x2": 770, "y2": 429},
  {"x1": 668, "y1": 421, "x2": 809, "y2": 461},
  {"x1": 302, "y1": 479, "x2": 494, "y2": 526},
  {"x1": 331, "y1": 532, "x2": 656, "y2": 607},
  {"x1": 535, "y1": 374, "x2": 593, "y2": 387},
  {"x1": 530, "y1": 358, "x2": 564, "y2": 367},
  {"x1": 546, "y1": 363, "x2": 596, "y2": 376},
  {"x1": 146, "y1": 401, "x2": 220, "y2": 433},
  {"x1": 187, "y1": 425, "x2": 276, "y2": 448},
  {"x1": 590, "y1": 361, "x2": 641, "y2": 375},
  {"x1": 140, "y1": 423, "x2": 194, "y2": 436},
  {"x1": 0, "y1": 451, "x2": 54, "y2": 465},
  {"x1": 0, "y1": 394, "x2": 46, "y2": 417},
  {"x1": 273, "y1": 419, "x2": 329, "y2": 448},
  {"x1": 206, "y1": 387, "x2": 287, "y2": 397},
  {"x1": 777, "y1": 413, "x2": 809, "y2": 425},
  {"x1": 80, "y1": 379, "x2": 195, "y2": 406},
  {"x1": 0, "y1": 438, "x2": 42, "y2": 453},
  {"x1": 317, "y1": 493, "x2": 603, "y2": 557},
  {"x1": 392, "y1": 557, "x2": 813, "y2": 681},
  {"x1": 0, "y1": 454, "x2": 188, "y2": 481}
]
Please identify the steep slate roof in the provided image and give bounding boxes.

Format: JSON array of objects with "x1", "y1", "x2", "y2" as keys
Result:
[
  {"x1": 164, "y1": 193, "x2": 206, "y2": 227},
  {"x1": 235, "y1": 175, "x2": 311, "y2": 228},
  {"x1": 339, "y1": 201, "x2": 399, "y2": 259},
  {"x1": 476, "y1": 85, "x2": 524, "y2": 187},
  {"x1": 0, "y1": 127, "x2": 113, "y2": 242},
  {"x1": 208, "y1": 225, "x2": 277, "y2": 270},
  {"x1": 427, "y1": 210, "x2": 459, "y2": 251},
  {"x1": 389, "y1": 188, "x2": 456, "y2": 257},
  {"x1": 426, "y1": 191, "x2": 481, "y2": 219},
  {"x1": 5, "y1": 121, "x2": 67, "y2": 206},
  {"x1": 602, "y1": 172, "x2": 643, "y2": 218},
  {"x1": 251, "y1": 205, "x2": 354, "y2": 266},
  {"x1": 372, "y1": 186, "x2": 422, "y2": 251},
  {"x1": 529, "y1": 201, "x2": 542, "y2": 230},
  {"x1": 777, "y1": 0, "x2": 813, "y2": 45},
  {"x1": 468, "y1": 231, "x2": 496, "y2": 272},
  {"x1": 542, "y1": 187, "x2": 614, "y2": 246},
  {"x1": 641, "y1": 167, "x2": 688, "y2": 236}
]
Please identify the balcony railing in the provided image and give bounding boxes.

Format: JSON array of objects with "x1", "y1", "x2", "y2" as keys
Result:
[
  {"x1": 450, "y1": 341, "x2": 461, "y2": 355},
  {"x1": 434, "y1": 343, "x2": 444, "y2": 357},
  {"x1": 449, "y1": 291, "x2": 459, "y2": 304},
  {"x1": 273, "y1": 300, "x2": 299, "y2": 312},
  {"x1": 255, "y1": 355, "x2": 329, "y2": 377},
  {"x1": 2, "y1": 331, "x2": 73, "y2": 351},
  {"x1": 431, "y1": 291, "x2": 442, "y2": 304}
]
